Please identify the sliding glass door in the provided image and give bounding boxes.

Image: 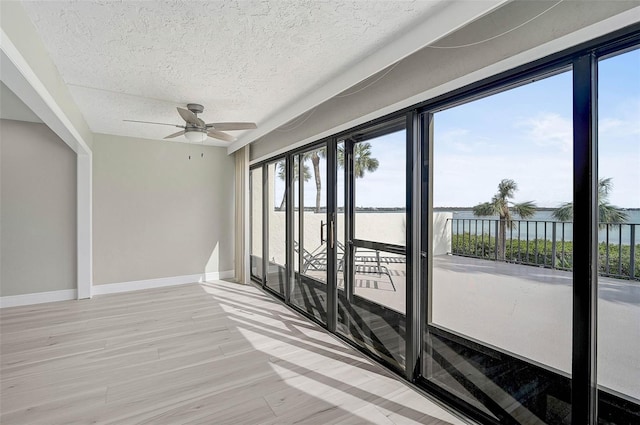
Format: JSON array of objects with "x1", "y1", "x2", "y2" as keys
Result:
[
  {"x1": 422, "y1": 66, "x2": 575, "y2": 423},
  {"x1": 290, "y1": 144, "x2": 329, "y2": 324},
  {"x1": 336, "y1": 117, "x2": 409, "y2": 371},
  {"x1": 265, "y1": 159, "x2": 287, "y2": 297},
  {"x1": 597, "y1": 47, "x2": 640, "y2": 423},
  {"x1": 248, "y1": 29, "x2": 640, "y2": 425},
  {"x1": 249, "y1": 167, "x2": 263, "y2": 282}
]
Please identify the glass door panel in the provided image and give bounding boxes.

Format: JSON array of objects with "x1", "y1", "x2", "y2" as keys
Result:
[
  {"x1": 337, "y1": 140, "x2": 346, "y2": 291},
  {"x1": 291, "y1": 145, "x2": 328, "y2": 323},
  {"x1": 250, "y1": 167, "x2": 263, "y2": 281},
  {"x1": 336, "y1": 118, "x2": 407, "y2": 371},
  {"x1": 266, "y1": 159, "x2": 286, "y2": 296},
  {"x1": 597, "y1": 47, "x2": 640, "y2": 422},
  {"x1": 423, "y1": 70, "x2": 574, "y2": 422}
]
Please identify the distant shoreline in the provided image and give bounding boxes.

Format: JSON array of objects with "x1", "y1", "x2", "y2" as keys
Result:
[
  {"x1": 281, "y1": 207, "x2": 640, "y2": 212},
  {"x1": 434, "y1": 207, "x2": 640, "y2": 212}
]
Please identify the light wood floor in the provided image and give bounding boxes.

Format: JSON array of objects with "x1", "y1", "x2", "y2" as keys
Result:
[{"x1": 0, "y1": 280, "x2": 469, "y2": 425}]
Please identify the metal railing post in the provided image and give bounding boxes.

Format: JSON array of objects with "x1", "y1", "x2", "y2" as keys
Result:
[
  {"x1": 606, "y1": 223, "x2": 610, "y2": 275},
  {"x1": 446, "y1": 217, "x2": 636, "y2": 280},
  {"x1": 552, "y1": 222, "x2": 557, "y2": 269},
  {"x1": 631, "y1": 225, "x2": 636, "y2": 280},
  {"x1": 618, "y1": 225, "x2": 623, "y2": 277},
  {"x1": 494, "y1": 220, "x2": 499, "y2": 261}
]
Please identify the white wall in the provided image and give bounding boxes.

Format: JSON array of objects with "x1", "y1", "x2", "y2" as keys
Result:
[
  {"x1": 264, "y1": 210, "x2": 453, "y2": 265},
  {"x1": 433, "y1": 212, "x2": 452, "y2": 256},
  {"x1": 0, "y1": 119, "x2": 77, "y2": 296},
  {"x1": 92, "y1": 134, "x2": 235, "y2": 285}
]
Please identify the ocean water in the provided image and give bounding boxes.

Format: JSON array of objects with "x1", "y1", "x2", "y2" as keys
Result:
[{"x1": 447, "y1": 209, "x2": 640, "y2": 245}]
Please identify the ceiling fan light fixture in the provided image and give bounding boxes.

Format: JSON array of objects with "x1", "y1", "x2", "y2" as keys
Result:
[{"x1": 184, "y1": 129, "x2": 207, "y2": 143}]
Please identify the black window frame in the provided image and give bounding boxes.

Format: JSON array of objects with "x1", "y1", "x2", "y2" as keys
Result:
[{"x1": 246, "y1": 23, "x2": 640, "y2": 425}]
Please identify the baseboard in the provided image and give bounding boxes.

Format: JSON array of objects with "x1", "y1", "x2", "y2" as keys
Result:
[
  {"x1": 0, "y1": 289, "x2": 77, "y2": 308},
  {"x1": 92, "y1": 270, "x2": 235, "y2": 295},
  {"x1": 0, "y1": 271, "x2": 235, "y2": 307}
]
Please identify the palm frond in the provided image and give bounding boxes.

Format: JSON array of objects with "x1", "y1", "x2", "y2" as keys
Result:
[
  {"x1": 512, "y1": 201, "x2": 537, "y2": 219},
  {"x1": 551, "y1": 177, "x2": 627, "y2": 225},
  {"x1": 498, "y1": 179, "x2": 517, "y2": 199},
  {"x1": 552, "y1": 203, "x2": 573, "y2": 221},
  {"x1": 599, "y1": 177, "x2": 613, "y2": 203},
  {"x1": 599, "y1": 203, "x2": 629, "y2": 225},
  {"x1": 473, "y1": 202, "x2": 499, "y2": 217},
  {"x1": 366, "y1": 158, "x2": 380, "y2": 173},
  {"x1": 276, "y1": 160, "x2": 311, "y2": 182}
]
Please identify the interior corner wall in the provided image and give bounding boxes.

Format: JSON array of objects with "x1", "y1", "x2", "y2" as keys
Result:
[
  {"x1": 92, "y1": 134, "x2": 235, "y2": 285},
  {"x1": 1, "y1": 1, "x2": 93, "y2": 149},
  {"x1": 0, "y1": 119, "x2": 77, "y2": 296},
  {"x1": 249, "y1": 0, "x2": 638, "y2": 162}
]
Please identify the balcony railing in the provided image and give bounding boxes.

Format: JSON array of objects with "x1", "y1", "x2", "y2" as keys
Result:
[{"x1": 448, "y1": 218, "x2": 639, "y2": 281}]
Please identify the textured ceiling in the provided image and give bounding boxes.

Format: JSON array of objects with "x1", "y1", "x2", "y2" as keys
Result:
[{"x1": 20, "y1": 0, "x2": 450, "y2": 147}]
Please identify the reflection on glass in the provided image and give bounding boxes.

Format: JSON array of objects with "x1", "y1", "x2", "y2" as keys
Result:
[
  {"x1": 250, "y1": 167, "x2": 263, "y2": 280},
  {"x1": 597, "y1": 48, "x2": 640, "y2": 420},
  {"x1": 291, "y1": 147, "x2": 328, "y2": 324},
  {"x1": 336, "y1": 122, "x2": 407, "y2": 371},
  {"x1": 266, "y1": 160, "x2": 286, "y2": 296},
  {"x1": 425, "y1": 70, "x2": 574, "y2": 420}
]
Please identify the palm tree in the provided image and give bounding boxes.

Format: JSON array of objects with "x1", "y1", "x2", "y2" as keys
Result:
[
  {"x1": 307, "y1": 142, "x2": 380, "y2": 212},
  {"x1": 352, "y1": 142, "x2": 380, "y2": 178},
  {"x1": 309, "y1": 148, "x2": 324, "y2": 213},
  {"x1": 552, "y1": 177, "x2": 628, "y2": 226},
  {"x1": 472, "y1": 179, "x2": 536, "y2": 260},
  {"x1": 277, "y1": 159, "x2": 310, "y2": 210}
]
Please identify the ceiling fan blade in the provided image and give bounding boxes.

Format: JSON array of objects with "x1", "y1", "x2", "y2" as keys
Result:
[
  {"x1": 206, "y1": 130, "x2": 236, "y2": 142},
  {"x1": 177, "y1": 107, "x2": 202, "y2": 126},
  {"x1": 164, "y1": 130, "x2": 186, "y2": 139},
  {"x1": 206, "y1": 122, "x2": 257, "y2": 131},
  {"x1": 124, "y1": 119, "x2": 181, "y2": 127}
]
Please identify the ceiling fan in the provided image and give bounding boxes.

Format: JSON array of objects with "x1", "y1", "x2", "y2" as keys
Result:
[{"x1": 124, "y1": 103, "x2": 257, "y2": 143}]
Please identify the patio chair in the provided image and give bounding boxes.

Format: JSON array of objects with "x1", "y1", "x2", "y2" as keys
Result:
[
  {"x1": 295, "y1": 241, "x2": 400, "y2": 292},
  {"x1": 338, "y1": 241, "x2": 400, "y2": 292},
  {"x1": 293, "y1": 241, "x2": 327, "y2": 272}
]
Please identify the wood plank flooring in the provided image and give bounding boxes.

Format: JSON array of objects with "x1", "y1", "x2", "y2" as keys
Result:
[{"x1": 1, "y1": 281, "x2": 470, "y2": 424}]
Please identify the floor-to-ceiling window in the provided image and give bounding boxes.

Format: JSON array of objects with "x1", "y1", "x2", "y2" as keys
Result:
[
  {"x1": 336, "y1": 118, "x2": 408, "y2": 371},
  {"x1": 290, "y1": 143, "x2": 329, "y2": 324},
  {"x1": 248, "y1": 28, "x2": 640, "y2": 425},
  {"x1": 250, "y1": 167, "x2": 263, "y2": 282},
  {"x1": 423, "y1": 68, "x2": 575, "y2": 422},
  {"x1": 597, "y1": 47, "x2": 640, "y2": 423},
  {"x1": 266, "y1": 158, "x2": 287, "y2": 297}
]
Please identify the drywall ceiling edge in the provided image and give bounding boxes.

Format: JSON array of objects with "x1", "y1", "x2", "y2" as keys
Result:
[
  {"x1": 227, "y1": 0, "x2": 509, "y2": 154},
  {"x1": 1, "y1": 28, "x2": 91, "y2": 155},
  {"x1": 248, "y1": 6, "x2": 640, "y2": 165}
]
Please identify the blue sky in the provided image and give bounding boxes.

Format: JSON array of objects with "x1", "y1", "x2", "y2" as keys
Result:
[
  {"x1": 275, "y1": 48, "x2": 639, "y2": 210},
  {"x1": 432, "y1": 49, "x2": 639, "y2": 208}
]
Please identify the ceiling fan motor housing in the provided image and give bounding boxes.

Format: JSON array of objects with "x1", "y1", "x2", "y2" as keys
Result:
[{"x1": 187, "y1": 103, "x2": 204, "y2": 114}]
